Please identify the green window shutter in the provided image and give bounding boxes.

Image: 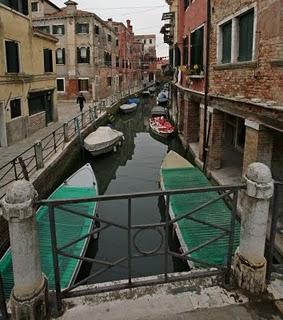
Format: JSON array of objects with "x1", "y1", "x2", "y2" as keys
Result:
[
  {"x1": 5, "y1": 41, "x2": 19, "y2": 73},
  {"x1": 77, "y1": 47, "x2": 81, "y2": 63},
  {"x1": 85, "y1": 24, "x2": 89, "y2": 34},
  {"x1": 183, "y1": 37, "x2": 188, "y2": 65},
  {"x1": 22, "y1": 0, "x2": 29, "y2": 15},
  {"x1": 238, "y1": 9, "x2": 254, "y2": 62},
  {"x1": 190, "y1": 27, "x2": 203, "y2": 68},
  {"x1": 62, "y1": 48, "x2": 65, "y2": 64},
  {"x1": 86, "y1": 47, "x2": 90, "y2": 63},
  {"x1": 75, "y1": 24, "x2": 80, "y2": 33},
  {"x1": 222, "y1": 22, "x2": 232, "y2": 63}
]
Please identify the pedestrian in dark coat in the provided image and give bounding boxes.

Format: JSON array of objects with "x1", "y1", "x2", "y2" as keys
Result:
[{"x1": 76, "y1": 93, "x2": 86, "y2": 112}]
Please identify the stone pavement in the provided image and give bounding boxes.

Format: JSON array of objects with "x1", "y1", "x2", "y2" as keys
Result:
[{"x1": 55, "y1": 274, "x2": 283, "y2": 320}]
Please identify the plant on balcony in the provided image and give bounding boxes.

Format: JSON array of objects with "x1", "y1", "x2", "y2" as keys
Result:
[{"x1": 188, "y1": 64, "x2": 204, "y2": 76}]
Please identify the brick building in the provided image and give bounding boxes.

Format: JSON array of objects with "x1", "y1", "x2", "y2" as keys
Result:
[
  {"x1": 135, "y1": 34, "x2": 157, "y2": 84},
  {"x1": 162, "y1": 0, "x2": 283, "y2": 189},
  {"x1": 32, "y1": 0, "x2": 120, "y2": 101},
  {"x1": 0, "y1": 0, "x2": 57, "y2": 147},
  {"x1": 110, "y1": 19, "x2": 143, "y2": 93}
]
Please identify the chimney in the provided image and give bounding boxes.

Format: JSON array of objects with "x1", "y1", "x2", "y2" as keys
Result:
[
  {"x1": 126, "y1": 19, "x2": 131, "y2": 27},
  {"x1": 64, "y1": 0, "x2": 78, "y2": 15},
  {"x1": 108, "y1": 18, "x2": 113, "y2": 22}
]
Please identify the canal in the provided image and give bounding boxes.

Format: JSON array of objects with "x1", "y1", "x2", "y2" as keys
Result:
[{"x1": 74, "y1": 94, "x2": 189, "y2": 283}]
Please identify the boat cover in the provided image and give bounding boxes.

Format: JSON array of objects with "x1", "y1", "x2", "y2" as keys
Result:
[
  {"x1": 84, "y1": 127, "x2": 123, "y2": 152},
  {"x1": 128, "y1": 98, "x2": 140, "y2": 105},
  {"x1": 151, "y1": 106, "x2": 167, "y2": 116},
  {"x1": 120, "y1": 103, "x2": 137, "y2": 111}
]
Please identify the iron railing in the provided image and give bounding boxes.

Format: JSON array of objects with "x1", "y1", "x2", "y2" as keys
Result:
[
  {"x1": 0, "y1": 86, "x2": 144, "y2": 201},
  {"x1": 266, "y1": 181, "x2": 283, "y2": 282},
  {"x1": 39, "y1": 184, "x2": 245, "y2": 314}
]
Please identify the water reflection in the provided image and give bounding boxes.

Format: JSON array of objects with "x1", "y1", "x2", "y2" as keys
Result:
[{"x1": 77, "y1": 95, "x2": 188, "y2": 284}]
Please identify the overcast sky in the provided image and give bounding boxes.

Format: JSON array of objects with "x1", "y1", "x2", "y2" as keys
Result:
[{"x1": 52, "y1": 0, "x2": 169, "y2": 57}]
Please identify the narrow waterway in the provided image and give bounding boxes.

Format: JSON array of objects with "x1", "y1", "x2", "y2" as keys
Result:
[{"x1": 76, "y1": 94, "x2": 189, "y2": 283}]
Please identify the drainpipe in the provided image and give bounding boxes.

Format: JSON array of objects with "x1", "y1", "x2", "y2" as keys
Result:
[{"x1": 203, "y1": 0, "x2": 211, "y2": 174}]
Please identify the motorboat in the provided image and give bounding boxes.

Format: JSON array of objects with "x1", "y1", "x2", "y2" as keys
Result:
[
  {"x1": 120, "y1": 103, "x2": 138, "y2": 114},
  {"x1": 0, "y1": 164, "x2": 99, "y2": 298},
  {"x1": 142, "y1": 90, "x2": 151, "y2": 96},
  {"x1": 128, "y1": 97, "x2": 140, "y2": 105},
  {"x1": 157, "y1": 91, "x2": 169, "y2": 107},
  {"x1": 149, "y1": 116, "x2": 175, "y2": 138},
  {"x1": 84, "y1": 126, "x2": 124, "y2": 157}
]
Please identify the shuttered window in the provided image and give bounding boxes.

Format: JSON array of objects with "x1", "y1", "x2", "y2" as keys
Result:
[
  {"x1": 190, "y1": 27, "x2": 204, "y2": 68},
  {"x1": 78, "y1": 79, "x2": 89, "y2": 92},
  {"x1": 56, "y1": 48, "x2": 65, "y2": 64},
  {"x1": 10, "y1": 99, "x2": 21, "y2": 119},
  {"x1": 221, "y1": 21, "x2": 232, "y2": 63},
  {"x1": 0, "y1": 0, "x2": 28, "y2": 15},
  {"x1": 5, "y1": 41, "x2": 19, "y2": 73},
  {"x1": 36, "y1": 26, "x2": 50, "y2": 34},
  {"x1": 184, "y1": 0, "x2": 190, "y2": 10},
  {"x1": 43, "y1": 49, "x2": 53, "y2": 72},
  {"x1": 52, "y1": 25, "x2": 65, "y2": 35},
  {"x1": 77, "y1": 47, "x2": 90, "y2": 63},
  {"x1": 182, "y1": 37, "x2": 188, "y2": 65},
  {"x1": 238, "y1": 9, "x2": 254, "y2": 61},
  {"x1": 56, "y1": 79, "x2": 65, "y2": 92}
]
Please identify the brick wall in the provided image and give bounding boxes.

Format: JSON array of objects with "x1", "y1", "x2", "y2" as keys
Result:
[
  {"x1": 183, "y1": 95, "x2": 200, "y2": 144},
  {"x1": 210, "y1": 0, "x2": 283, "y2": 104},
  {"x1": 28, "y1": 111, "x2": 46, "y2": 136}
]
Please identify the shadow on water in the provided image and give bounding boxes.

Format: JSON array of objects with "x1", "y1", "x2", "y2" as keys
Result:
[{"x1": 74, "y1": 95, "x2": 189, "y2": 284}]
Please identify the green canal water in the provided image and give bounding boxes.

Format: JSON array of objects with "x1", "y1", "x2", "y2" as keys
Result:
[{"x1": 73, "y1": 95, "x2": 189, "y2": 283}]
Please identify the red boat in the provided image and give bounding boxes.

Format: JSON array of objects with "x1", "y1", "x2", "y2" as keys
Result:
[{"x1": 149, "y1": 116, "x2": 175, "y2": 138}]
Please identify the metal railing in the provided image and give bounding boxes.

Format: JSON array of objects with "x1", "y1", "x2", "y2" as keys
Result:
[
  {"x1": 40, "y1": 184, "x2": 245, "y2": 314},
  {"x1": 0, "y1": 86, "x2": 144, "y2": 201},
  {"x1": 266, "y1": 181, "x2": 283, "y2": 281}
]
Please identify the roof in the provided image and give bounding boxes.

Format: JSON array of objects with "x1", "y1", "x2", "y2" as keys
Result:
[
  {"x1": 33, "y1": 28, "x2": 58, "y2": 42},
  {"x1": 44, "y1": 0, "x2": 61, "y2": 11}
]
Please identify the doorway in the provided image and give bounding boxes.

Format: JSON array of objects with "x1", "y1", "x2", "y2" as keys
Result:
[{"x1": 0, "y1": 102, "x2": 7, "y2": 147}]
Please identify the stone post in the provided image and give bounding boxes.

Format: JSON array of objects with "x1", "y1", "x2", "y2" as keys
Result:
[
  {"x1": 34, "y1": 141, "x2": 44, "y2": 170},
  {"x1": 233, "y1": 162, "x2": 274, "y2": 294},
  {"x1": 63, "y1": 122, "x2": 69, "y2": 143},
  {"x1": 1, "y1": 181, "x2": 48, "y2": 319}
]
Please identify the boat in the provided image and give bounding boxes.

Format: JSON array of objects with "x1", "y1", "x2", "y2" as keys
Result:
[
  {"x1": 0, "y1": 164, "x2": 99, "y2": 298},
  {"x1": 128, "y1": 97, "x2": 140, "y2": 105},
  {"x1": 157, "y1": 91, "x2": 169, "y2": 107},
  {"x1": 142, "y1": 90, "x2": 151, "y2": 96},
  {"x1": 160, "y1": 151, "x2": 240, "y2": 268},
  {"x1": 149, "y1": 116, "x2": 175, "y2": 138},
  {"x1": 149, "y1": 86, "x2": 156, "y2": 93},
  {"x1": 84, "y1": 126, "x2": 124, "y2": 157},
  {"x1": 151, "y1": 106, "x2": 168, "y2": 117},
  {"x1": 120, "y1": 103, "x2": 137, "y2": 114}
]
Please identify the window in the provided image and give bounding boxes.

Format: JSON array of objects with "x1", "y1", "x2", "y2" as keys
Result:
[
  {"x1": 116, "y1": 39, "x2": 119, "y2": 47},
  {"x1": 116, "y1": 56, "x2": 119, "y2": 68},
  {"x1": 182, "y1": 36, "x2": 188, "y2": 65},
  {"x1": 52, "y1": 25, "x2": 65, "y2": 35},
  {"x1": 36, "y1": 26, "x2": 50, "y2": 34},
  {"x1": 31, "y1": 2, "x2": 38, "y2": 12},
  {"x1": 149, "y1": 39, "x2": 153, "y2": 44},
  {"x1": 107, "y1": 77, "x2": 112, "y2": 87},
  {"x1": 221, "y1": 21, "x2": 232, "y2": 63},
  {"x1": 0, "y1": 0, "x2": 29, "y2": 15},
  {"x1": 43, "y1": 48, "x2": 53, "y2": 72},
  {"x1": 78, "y1": 79, "x2": 89, "y2": 92},
  {"x1": 190, "y1": 26, "x2": 204, "y2": 68},
  {"x1": 107, "y1": 34, "x2": 112, "y2": 42},
  {"x1": 104, "y1": 51, "x2": 112, "y2": 66},
  {"x1": 144, "y1": 39, "x2": 146, "y2": 44},
  {"x1": 76, "y1": 23, "x2": 89, "y2": 34},
  {"x1": 5, "y1": 41, "x2": 19, "y2": 73},
  {"x1": 238, "y1": 9, "x2": 254, "y2": 62},
  {"x1": 10, "y1": 98, "x2": 21, "y2": 119},
  {"x1": 114, "y1": 27, "x2": 118, "y2": 32},
  {"x1": 77, "y1": 47, "x2": 90, "y2": 63},
  {"x1": 56, "y1": 48, "x2": 65, "y2": 64},
  {"x1": 56, "y1": 78, "x2": 65, "y2": 92},
  {"x1": 95, "y1": 25, "x2": 100, "y2": 34}
]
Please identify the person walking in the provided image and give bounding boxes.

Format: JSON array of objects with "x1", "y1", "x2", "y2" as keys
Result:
[{"x1": 76, "y1": 92, "x2": 86, "y2": 112}]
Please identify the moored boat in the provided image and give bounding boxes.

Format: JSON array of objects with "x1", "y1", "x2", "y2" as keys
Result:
[
  {"x1": 157, "y1": 91, "x2": 169, "y2": 106},
  {"x1": 84, "y1": 126, "x2": 124, "y2": 157},
  {"x1": 142, "y1": 90, "x2": 151, "y2": 96},
  {"x1": 149, "y1": 116, "x2": 175, "y2": 138},
  {"x1": 0, "y1": 164, "x2": 99, "y2": 298},
  {"x1": 120, "y1": 103, "x2": 137, "y2": 114},
  {"x1": 151, "y1": 106, "x2": 168, "y2": 117},
  {"x1": 160, "y1": 151, "x2": 240, "y2": 268},
  {"x1": 128, "y1": 97, "x2": 140, "y2": 105}
]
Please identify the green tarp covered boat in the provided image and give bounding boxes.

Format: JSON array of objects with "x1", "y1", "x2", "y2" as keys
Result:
[
  {"x1": 0, "y1": 163, "x2": 98, "y2": 298},
  {"x1": 160, "y1": 151, "x2": 240, "y2": 268}
]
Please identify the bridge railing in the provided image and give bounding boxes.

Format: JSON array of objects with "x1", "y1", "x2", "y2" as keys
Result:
[{"x1": 39, "y1": 184, "x2": 245, "y2": 314}]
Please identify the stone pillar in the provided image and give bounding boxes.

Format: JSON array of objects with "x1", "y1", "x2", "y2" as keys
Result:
[
  {"x1": 233, "y1": 162, "x2": 273, "y2": 294},
  {"x1": 242, "y1": 120, "x2": 273, "y2": 176},
  {"x1": 207, "y1": 109, "x2": 224, "y2": 170},
  {"x1": 1, "y1": 181, "x2": 48, "y2": 319},
  {"x1": 34, "y1": 141, "x2": 44, "y2": 170}
]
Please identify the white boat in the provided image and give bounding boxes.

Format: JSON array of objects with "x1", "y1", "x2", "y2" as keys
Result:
[
  {"x1": 142, "y1": 90, "x2": 151, "y2": 96},
  {"x1": 120, "y1": 103, "x2": 138, "y2": 114},
  {"x1": 84, "y1": 126, "x2": 124, "y2": 156}
]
